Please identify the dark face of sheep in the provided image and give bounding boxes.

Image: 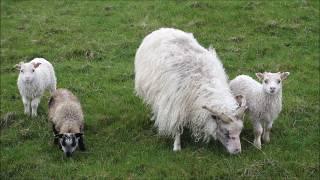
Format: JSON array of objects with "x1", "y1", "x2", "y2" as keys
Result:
[
  {"x1": 56, "y1": 133, "x2": 83, "y2": 157},
  {"x1": 203, "y1": 95, "x2": 247, "y2": 154}
]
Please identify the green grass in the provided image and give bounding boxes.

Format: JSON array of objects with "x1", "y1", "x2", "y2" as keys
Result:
[{"x1": 1, "y1": 0, "x2": 319, "y2": 179}]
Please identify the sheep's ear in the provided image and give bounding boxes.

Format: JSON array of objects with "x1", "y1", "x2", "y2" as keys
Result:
[
  {"x1": 75, "y1": 133, "x2": 83, "y2": 138},
  {"x1": 255, "y1": 72, "x2": 264, "y2": 81},
  {"x1": 235, "y1": 95, "x2": 247, "y2": 119},
  {"x1": 202, "y1": 106, "x2": 233, "y2": 123},
  {"x1": 14, "y1": 61, "x2": 24, "y2": 70},
  {"x1": 32, "y1": 62, "x2": 41, "y2": 68},
  {"x1": 280, "y1": 72, "x2": 290, "y2": 80}
]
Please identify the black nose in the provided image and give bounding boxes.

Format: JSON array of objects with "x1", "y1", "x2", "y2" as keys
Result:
[
  {"x1": 270, "y1": 87, "x2": 276, "y2": 90},
  {"x1": 66, "y1": 152, "x2": 72, "y2": 157},
  {"x1": 233, "y1": 148, "x2": 241, "y2": 154}
]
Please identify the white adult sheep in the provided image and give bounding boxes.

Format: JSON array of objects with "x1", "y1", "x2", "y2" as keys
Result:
[
  {"x1": 135, "y1": 28, "x2": 247, "y2": 154},
  {"x1": 16, "y1": 58, "x2": 57, "y2": 117},
  {"x1": 48, "y1": 88, "x2": 85, "y2": 157},
  {"x1": 229, "y1": 72, "x2": 290, "y2": 149}
]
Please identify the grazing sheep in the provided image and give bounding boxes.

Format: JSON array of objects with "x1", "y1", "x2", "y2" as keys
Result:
[
  {"x1": 16, "y1": 58, "x2": 56, "y2": 117},
  {"x1": 229, "y1": 72, "x2": 290, "y2": 149},
  {"x1": 48, "y1": 89, "x2": 85, "y2": 157},
  {"x1": 135, "y1": 28, "x2": 247, "y2": 154}
]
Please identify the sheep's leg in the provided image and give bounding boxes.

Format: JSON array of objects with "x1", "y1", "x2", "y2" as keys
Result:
[
  {"x1": 78, "y1": 136, "x2": 86, "y2": 151},
  {"x1": 49, "y1": 83, "x2": 56, "y2": 95},
  {"x1": 22, "y1": 96, "x2": 31, "y2": 116},
  {"x1": 262, "y1": 121, "x2": 273, "y2": 143},
  {"x1": 31, "y1": 97, "x2": 40, "y2": 117},
  {"x1": 253, "y1": 121, "x2": 263, "y2": 149},
  {"x1": 52, "y1": 124, "x2": 59, "y2": 144},
  {"x1": 173, "y1": 133, "x2": 181, "y2": 152}
]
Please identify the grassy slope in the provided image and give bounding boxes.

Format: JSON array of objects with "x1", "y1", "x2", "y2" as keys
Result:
[{"x1": 0, "y1": 0, "x2": 319, "y2": 179}]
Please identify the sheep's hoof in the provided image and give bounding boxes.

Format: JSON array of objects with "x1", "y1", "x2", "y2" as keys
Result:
[
  {"x1": 262, "y1": 135, "x2": 270, "y2": 143},
  {"x1": 253, "y1": 141, "x2": 261, "y2": 149},
  {"x1": 24, "y1": 111, "x2": 31, "y2": 116},
  {"x1": 173, "y1": 146, "x2": 181, "y2": 152}
]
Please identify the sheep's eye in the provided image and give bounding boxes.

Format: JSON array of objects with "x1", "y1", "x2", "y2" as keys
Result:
[
  {"x1": 20, "y1": 70, "x2": 24, "y2": 73},
  {"x1": 32, "y1": 69, "x2": 35, "y2": 72},
  {"x1": 264, "y1": 79, "x2": 269, "y2": 84},
  {"x1": 224, "y1": 131, "x2": 230, "y2": 139},
  {"x1": 277, "y1": 79, "x2": 281, "y2": 84}
]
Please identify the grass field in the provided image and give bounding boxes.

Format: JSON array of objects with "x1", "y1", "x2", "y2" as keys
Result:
[{"x1": 1, "y1": 0, "x2": 319, "y2": 179}]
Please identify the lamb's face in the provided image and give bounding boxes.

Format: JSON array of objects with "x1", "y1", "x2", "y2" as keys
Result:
[
  {"x1": 58, "y1": 133, "x2": 81, "y2": 157},
  {"x1": 17, "y1": 62, "x2": 41, "y2": 83},
  {"x1": 256, "y1": 72, "x2": 290, "y2": 95},
  {"x1": 216, "y1": 119, "x2": 243, "y2": 154}
]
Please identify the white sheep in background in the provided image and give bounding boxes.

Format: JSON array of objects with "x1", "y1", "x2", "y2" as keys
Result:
[
  {"x1": 135, "y1": 28, "x2": 247, "y2": 154},
  {"x1": 48, "y1": 88, "x2": 85, "y2": 157},
  {"x1": 16, "y1": 58, "x2": 56, "y2": 117},
  {"x1": 229, "y1": 72, "x2": 290, "y2": 149}
]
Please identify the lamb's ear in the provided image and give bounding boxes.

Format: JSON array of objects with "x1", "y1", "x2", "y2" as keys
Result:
[
  {"x1": 280, "y1": 72, "x2": 290, "y2": 80},
  {"x1": 255, "y1": 72, "x2": 264, "y2": 81},
  {"x1": 55, "y1": 134, "x2": 63, "y2": 138},
  {"x1": 32, "y1": 62, "x2": 41, "y2": 68},
  {"x1": 202, "y1": 106, "x2": 233, "y2": 123},
  {"x1": 14, "y1": 61, "x2": 24, "y2": 70},
  {"x1": 75, "y1": 133, "x2": 83, "y2": 138},
  {"x1": 235, "y1": 95, "x2": 247, "y2": 119}
]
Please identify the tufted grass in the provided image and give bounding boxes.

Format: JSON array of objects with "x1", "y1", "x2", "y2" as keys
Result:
[{"x1": 1, "y1": 0, "x2": 319, "y2": 179}]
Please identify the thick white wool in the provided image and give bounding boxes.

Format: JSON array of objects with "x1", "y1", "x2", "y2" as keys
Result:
[
  {"x1": 135, "y1": 28, "x2": 240, "y2": 140},
  {"x1": 229, "y1": 75, "x2": 282, "y2": 123},
  {"x1": 17, "y1": 58, "x2": 56, "y2": 116},
  {"x1": 48, "y1": 89, "x2": 84, "y2": 134}
]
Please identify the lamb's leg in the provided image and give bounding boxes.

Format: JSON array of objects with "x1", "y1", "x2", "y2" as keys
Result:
[
  {"x1": 262, "y1": 121, "x2": 273, "y2": 143},
  {"x1": 49, "y1": 83, "x2": 56, "y2": 95},
  {"x1": 78, "y1": 136, "x2": 86, "y2": 151},
  {"x1": 31, "y1": 97, "x2": 40, "y2": 117},
  {"x1": 173, "y1": 133, "x2": 181, "y2": 152},
  {"x1": 22, "y1": 96, "x2": 31, "y2": 116},
  {"x1": 253, "y1": 121, "x2": 263, "y2": 149},
  {"x1": 52, "y1": 124, "x2": 59, "y2": 144}
]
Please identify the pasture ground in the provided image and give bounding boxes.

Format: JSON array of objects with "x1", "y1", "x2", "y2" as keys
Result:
[{"x1": 1, "y1": 0, "x2": 319, "y2": 179}]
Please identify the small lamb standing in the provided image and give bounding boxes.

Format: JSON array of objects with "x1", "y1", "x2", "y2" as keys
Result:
[
  {"x1": 16, "y1": 58, "x2": 57, "y2": 117},
  {"x1": 48, "y1": 88, "x2": 85, "y2": 157},
  {"x1": 229, "y1": 72, "x2": 290, "y2": 149},
  {"x1": 135, "y1": 28, "x2": 247, "y2": 154}
]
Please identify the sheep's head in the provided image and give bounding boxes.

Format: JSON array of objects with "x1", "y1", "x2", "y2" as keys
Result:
[
  {"x1": 202, "y1": 95, "x2": 247, "y2": 154},
  {"x1": 256, "y1": 72, "x2": 290, "y2": 95},
  {"x1": 15, "y1": 61, "x2": 41, "y2": 83},
  {"x1": 56, "y1": 133, "x2": 83, "y2": 157}
]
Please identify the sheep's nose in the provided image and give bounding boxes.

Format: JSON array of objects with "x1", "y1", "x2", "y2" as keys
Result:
[
  {"x1": 234, "y1": 148, "x2": 241, "y2": 154},
  {"x1": 270, "y1": 87, "x2": 276, "y2": 91},
  {"x1": 66, "y1": 152, "x2": 72, "y2": 157}
]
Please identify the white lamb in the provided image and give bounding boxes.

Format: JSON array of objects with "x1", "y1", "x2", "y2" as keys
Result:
[
  {"x1": 16, "y1": 58, "x2": 57, "y2": 117},
  {"x1": 229, "y1": 72, "x2": 290, "y2": 149},
  {"x1": 135, "y1": 28, "x2": 247, "y2": 154}
]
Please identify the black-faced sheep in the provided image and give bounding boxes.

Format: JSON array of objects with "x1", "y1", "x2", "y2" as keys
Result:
[{"x1": 48, "y1": 88, "x2": 85, "y2": 157}]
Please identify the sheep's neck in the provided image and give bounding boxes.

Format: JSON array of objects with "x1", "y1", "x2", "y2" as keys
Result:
[{"x1": 258, "y1": 87, "x2": 282, "y2": 114}]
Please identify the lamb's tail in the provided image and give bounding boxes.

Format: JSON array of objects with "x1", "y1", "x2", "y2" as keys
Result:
[{"x1": 208, "y1": 45, "x2": 218, "y2": 58}]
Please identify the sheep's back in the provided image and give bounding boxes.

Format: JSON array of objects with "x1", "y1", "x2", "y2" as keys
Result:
[{"x1": 49, "y1": 89, "x2": 83, "y2": 126}]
